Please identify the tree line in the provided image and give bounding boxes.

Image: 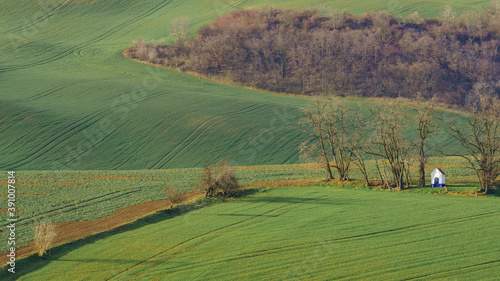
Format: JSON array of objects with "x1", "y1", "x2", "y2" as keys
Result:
[
  {"x1": 300, "y1": 92, "x2": 500, "y2": 194},
  {"x1": 124, "y1": 4, "x2": 500, "y2": 105}
]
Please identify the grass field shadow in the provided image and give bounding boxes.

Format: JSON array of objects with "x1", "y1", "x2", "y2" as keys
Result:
[{"x1": 0, "y1": 188, "x2": 263, "y2": 279}]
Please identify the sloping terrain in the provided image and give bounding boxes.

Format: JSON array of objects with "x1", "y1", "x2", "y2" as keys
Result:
[
  {"x1": 5, "y1": 186, "x2": 499, "y2": 280},
  {"x1": 0, "y1": 0, "x2": 490, "y2": 170}
]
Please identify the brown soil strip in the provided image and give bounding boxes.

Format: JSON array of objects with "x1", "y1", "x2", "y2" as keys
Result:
[
  {"x1": 0, "y1": 177, "x2": 485, "y2": 265},
  {"x1": 235, "y1": 164, "x2": 319, "y2": 171},
  {"x1": 65, "y1": 174, "x2": 140, "y2": 180},
  {"x1": 0, "y1": 190, "x2": 205, "y2": 265},
  {"x1": 247, "y1": 178, "x2": 319, "y2": 188}
]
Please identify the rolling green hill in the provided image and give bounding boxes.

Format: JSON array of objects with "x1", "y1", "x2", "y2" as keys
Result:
[
  {"x1": 6, "y1": 186, "x2": 500, "y2": 280},
  {"x1": 0, "y1": 0, "x2": 490, "y2": 170},
  {"x1": 0, "y1": 158, "x2": 481, "y2": 255}
]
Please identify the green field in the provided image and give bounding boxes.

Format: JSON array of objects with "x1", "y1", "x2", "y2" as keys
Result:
[
  {"x1": 4, "y1": 185, "x2": 499, "y2": 280},
  {"x1": 1, "y1": 0, "x2": 498, "y2": 280},
  {"x1": 0, "y1": 165, "x2": 324, "y2": 253},
  {"x1": 0, "y1": 157, "x2": 485, "y2": 254},
  {"x1": 0, "y1": 0, "x2": 491, "y2": 170}
]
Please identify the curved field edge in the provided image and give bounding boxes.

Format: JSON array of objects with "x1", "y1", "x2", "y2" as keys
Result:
[
  {"x1": 0, "y1": 166, "x2": 326, "y2": 255},
  {"x1": 0, "y1": 190, "x2": 206, "y2": 267},
  {"x1": 0, "y1": 159, "x2": 493, "y2": 273},
  {"x1": 4, "y1": 186, "x2": 500, "y2": 280},
  {"x1": 0, "y1": 159, "x2": 488, "y2": 248},
  {"x1": 0, "y1": 158, "x2": 482, "y2": 253},
  {"x1": 0, "y1": 0, "x2": 490, "y2": 170}
]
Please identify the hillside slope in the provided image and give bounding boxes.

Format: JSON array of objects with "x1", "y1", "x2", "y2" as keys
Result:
[
  {"x1": 6, "y1": 186, "x2": 500, "y2": 280},
  {"x1": 0, "y1": 0, "x2": 489, "y2": 169}
]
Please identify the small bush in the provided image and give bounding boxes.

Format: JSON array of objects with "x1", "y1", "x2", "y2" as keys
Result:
[
  {"x1": 165, "y1": 185, "x2": 187, "y2": 209},
  {"x1": 201, "y1": 159, "x2": 240, "y2": 197},
  {"x1": 32, "y1": 221, "x2": 56, "y2": 257}
]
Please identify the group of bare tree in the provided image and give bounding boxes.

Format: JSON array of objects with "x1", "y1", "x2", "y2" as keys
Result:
[
  {"x1": 449, "y1": 87, "x2": 500, "y2": 194},
  {"x1": 300, "y1": 97, "x2": 425, "y2": 191},
  {"x1": 124, "y1": 4, "x2": 500, "y2": 105},
  {"x1": 300, "y1": 92, "x2": 499, "y2": 194},
  {"x1": 299, "y1": 97, "x2": 363, "y2": 183}
]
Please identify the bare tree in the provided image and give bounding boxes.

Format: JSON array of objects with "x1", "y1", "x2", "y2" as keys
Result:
[
  {"x1": 441, "y1": 5, "x2": 456, "y2": 21},
  {"x1": 351, "y1": 108, "x2": 371, "y2": 186},
  {"x1": 126, "y1": 8, "x2": 500, "y2": 105},
  {"x1": 32, "y1": 221, "x2": 56, "y2": 257},
  {"x1": 324, "y1": 8, "x2": 348, "y2": 29},
  {"x1": 323, "y1": 98, "x2": 357, "y2": 181},
  {"x1": 370, "y1": 101, "x2": 414, "y2": 190},
  {"x1": 450, "y1": 88, "x2": 500, "y2": 194},
  {"x1": 301, "y1": 97, "x2": 361, "y2": 181},
  {"x1": 412, "y1": 96, "x2": 438, "y2": 187},
  {"x1": 406, "y1": 12, "x2": 424, "y2": 24},
  {"x1": 165, "y1": 185, "x2": 186, "y2": 209},
  {"x1": 300, "y1": 97, "x2": 334, "y2": 180},
  {"x1": 170, "y1": 16, "x2": 192, "y2": 44},
  {"x1": 201, "y1": 161, "x2": 217, "y2": 196},
  {"x1": 216, "y1": 159, "x2": 240, "y2": 196},
  {"x1": 201, "y1": 159, "x2": 240, "y2": 196}
]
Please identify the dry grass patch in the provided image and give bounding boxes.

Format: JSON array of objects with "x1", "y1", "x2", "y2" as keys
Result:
[
  {"x1": 165, "y1": 185, "x2": 187, "y2": 209},
  {"x1": 32, "y1": 221, "x2": 56, "y2": 257}
]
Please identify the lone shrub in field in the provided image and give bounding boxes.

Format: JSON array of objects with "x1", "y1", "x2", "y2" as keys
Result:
[
  {"x1": 32, "y1": 221, "x2": 56, "y2": 257},
  {"x1": 201, "y1": 159, "x2": 240, "y2": 197},
  {"x1": 165, "y1": 185, "x2": 187, "y2": 209},
  {"x1": 169, "y1": 16, "x2": 192, "y2": 43}
]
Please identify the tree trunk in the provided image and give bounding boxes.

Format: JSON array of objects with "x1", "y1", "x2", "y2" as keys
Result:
[
  {"x1": 418, "y1": 141, "x2": 425, "y2": 188},
  {"x1": 320, "y1": 140, "x2": 334, "y2": 180}
]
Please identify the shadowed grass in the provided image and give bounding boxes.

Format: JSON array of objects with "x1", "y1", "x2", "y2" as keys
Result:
[
  {"x1": 0, "y1": 0, "x2": 490, "y2": 170},
  {"x1": 4, "y1": 186, "x2": 499, "y2": 280}
]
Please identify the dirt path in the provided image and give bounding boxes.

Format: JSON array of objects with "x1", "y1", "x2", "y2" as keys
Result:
[
  {"x1": 0, "y1": 190, "x2": 205, "y2": 265},
  {"x1": 0, "y1": 179, "x2": 318, "y2": 264}
]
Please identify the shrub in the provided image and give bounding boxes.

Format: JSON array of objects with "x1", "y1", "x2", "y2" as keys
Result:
[
  {"x1": 165, "y1": 185, "x2": 187, "y2": 209},
  {"x1": 169, "y1": 16, "x2": 192, "y2": 43},
  {"x1": 407, "y1": 12, "x2": 424, "y2": 24},
  {"x1": 32, "y1": 221, "x2": 56, "y2": 257},
  {"x1": 201, "y1": 159, "x2": 240, "y2": 196}
]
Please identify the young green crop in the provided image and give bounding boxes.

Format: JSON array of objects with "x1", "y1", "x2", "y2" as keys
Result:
[
  {"x1": 0, "y1": 0, "x2": 489, "y2": 170},
  {"x1": 0, "y1": 159, "x2": 481, "y2": 254},
  {"x1": 5, "y1": 186, "x2": 499, "y2": 280}
]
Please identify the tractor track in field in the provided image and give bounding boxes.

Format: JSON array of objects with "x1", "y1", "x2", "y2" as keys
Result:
[
  {"x1": 157, "y1": 102, "x2": 271, "y2": 168},
  {"x1": 6, "y1": 109, "x2": 112, "y2": 168},
  {"x1": 127, "y1": 198, "x2": 318, "y2": 279},
  {"x1": 156, "y1": 117, "x2": 228, "y2": 169},
  {"x1": 163, "y1": 119, "x2": 230, "y2": 165},
  {"x1": 3, "y1": 111, "x2": 103, "y2": 168},
  {"x1": 7, "y1": 101, "x2": 148, "y2": 169},
  {"x1": 113, "y1": 119, "x2": 172, "y2": 169},
  {"x1": 0, "y1": 189, "x2": 206, "y2": 266},
  {"x1": 59, "y1": 109, "x2": 146, "y2": 168},
  {"x1": 198, "y1": 0, "x2": 249, "y2": 24},
  {"x1": 0, "y1": 0, "x2": 175, "y2": 73},
  {"x1": 148, "y1": 116, "x2": 219, "y2": 169},
  {"x1": 150, "y1": 102, "x2": 266, "y2": 169},
  {"x1": 106, "y1": 200, "x2": 305, "y2": 280},
  {"x1": 402, "y1": 259, "x2": 500, "y2": 280},
  {"x1": 159, "y1": 209, "x2": 500, "y2": 276},
  {"x1": 0, "y1": 0, "x2": 74, "y2": 36},
  {"x1": 242, "y1": 122, "x2": 290, "y2": 147},
  {"x1": 128, "y1": 236, "x2": 220, "y2": 281},
  {"x1": 3, "y1": 127, "x2": 36, "y2": 150},
  {"x1": 282, "y1": 149, "x2": 301, "y2": 164},
  {"x1": 27, "y1": 82, "x2": 80, "y2": 100},
  {"x1": 0, "y1": 189, "x2": 142, "y2": 229}
]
